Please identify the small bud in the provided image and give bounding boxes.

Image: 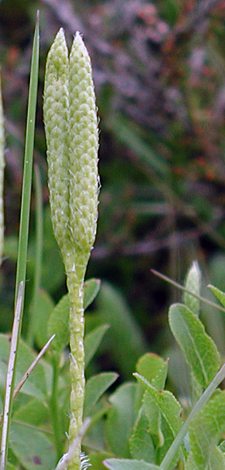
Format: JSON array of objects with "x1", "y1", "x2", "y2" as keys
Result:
[{"x1": 184, "y1": 261, "x2": 201, "y2": 316}]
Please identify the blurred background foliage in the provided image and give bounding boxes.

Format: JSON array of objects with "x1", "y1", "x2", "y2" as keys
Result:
[{"x1": 1, "y1": 0, "x2": 225, "y2": 382}]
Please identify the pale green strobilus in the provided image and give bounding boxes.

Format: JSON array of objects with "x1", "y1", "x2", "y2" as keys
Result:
[{"x1": 44, "y1": 29, "x2": 99, "y2": 470}]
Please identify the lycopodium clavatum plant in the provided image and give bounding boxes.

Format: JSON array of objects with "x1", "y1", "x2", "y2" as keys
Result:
[
  {"x1": 43, "y1": 28, "x2": 99, "y2": 470},
  {"x1": 3, "y1": 13, "x2": 225, "y2": 470}
]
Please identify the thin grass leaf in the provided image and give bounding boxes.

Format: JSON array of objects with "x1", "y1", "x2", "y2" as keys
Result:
[
  {"x1": 0, "y1": 76, "x2": 4, "y2": 265},
  {"x1": 15, "y1": 13, "x2": 39, "y2": 303},
  {"x1": 161, "y1": 362, "x2": 225, "y2": 470},
  {"x1": 27, "y1": 164, "x2": 43, "y2": 345},
  {"x1": 188, "y1": 390, "x2": 225, "y2": 470},
  {"x1": 152, "y1": 269, "x2": 225, "y2": 314},
  {"x1": 13, "y1": 334, "x2": 55, "y2": 400},
  {"x1": 0, "y1": 282, "x2": 24, "y2": 470},
  {"x1": 0, "y1": 16, "x2": 39, "y2": 470}
]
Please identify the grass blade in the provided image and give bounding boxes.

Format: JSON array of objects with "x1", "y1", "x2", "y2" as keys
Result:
[
  {"x1": 27, "y1": 164, "x2": 43, "y2": 345},
  {"x1": 161, "y1": 362, "x2": 225, "y2": 470},
  {"x1": 0, "y1": 77, "x2": 4, "y2": 265},
  {"x1": 0, "y1": 282, "x2": 24, "y2": 470},
  {"x1": 15, "y1": 13, "x2": 39, "y2": 303},
  {"x1": 13, "y1": 334, "x2": 55, "y2": 400},
  {"x1": 0, "y1": 14, "x2": 39, "y2": 470}
]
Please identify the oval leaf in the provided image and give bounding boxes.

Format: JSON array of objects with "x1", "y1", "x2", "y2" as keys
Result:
[
  {"x1": 103, "y1": 458, "x2": 161, "y2": 470},
  {"x1": 84, "y1": 278, "x2": 101, "y2": 310},
  {"x1": 189, "y1": 390, "x2": 225, "y2": 470},
  {"x1": 136, "y1": 353, "x2": 168, "y2": 390},
  {"x1": 84, "y1": 372, "x2": 118, "y2": 417},
  {"x1": 9, "y1": 422, "x2": 57, "y2": 470},
  {"x1": 84, "y1": 324, "x2": 109, "y2": 367},
  {"x1": 169, "y1": 303, "x2": 220, "y2": 389},
  {"x1": 47, "y1": 278, "x2": 101, "y2": 353}
]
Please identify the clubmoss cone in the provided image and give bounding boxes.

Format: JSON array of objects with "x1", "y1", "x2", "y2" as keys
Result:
[
  {"x1": 68, "y1": 31, "x2": 99, "y2": 266},
  {"x1": 44, "y1": 29, "x2": 99, "y2": 269},
  {"x1": 44, "y1": 29, "x2": 99, "y2": 470},
  {"x1": 43, "y1": 28, "x2": 70, "y2": 256}
]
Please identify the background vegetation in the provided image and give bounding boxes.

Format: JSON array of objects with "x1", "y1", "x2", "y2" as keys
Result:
[{"x1": 1, "y1": 0, "x2": 225, "y2": 384}]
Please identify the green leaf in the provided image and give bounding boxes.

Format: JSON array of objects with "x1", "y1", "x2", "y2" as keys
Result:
[
  {"x1": 89, "y1": 452, "x2": 113, "y2": 470},
  {"x1": 31, "y1": 289, "x2": 54, "y2": 349},
  {"x1": 188, "y1": 390, "x2": 225, "y2": 470},
  {"x1": 0, "y1": 334, "x2": 46, "y2": 400},
  {"x1": 84, "y1": 324, "x2": 109, "y2": 367},
  {"x1": 136, "y1": 353, "x2": 168, "y2": 389},
  {"x1": 84, "y1": 278, "x2": 101, "y2": 309},
  {"x1": 12, "y1": 398, "x2": 49, "y2": 426},
  {"x1": 129, "y1": 410, "x2": 155, "y2": 463},
  {"x1": 6, "y1": 464, "x2": 18, "y2": 470},
  {"x1": 84, "y1": 372, "x2": 118, "y2": 417},
  {"x1": 186, "y1": 448, "x2": 225, "y2": 470},
  {"x1": 9, "y1": 422, "x2": 57, "y2": 470},
  {"x1": 105, "y1": 383, "x2": 138, "y2": 458},
  {"x1": 183, "y1": 261, "x2": 201, "y2": 316},
  {"x1": 209, "y1": 285, "x2": 225, "y2": 309},
  {"x1": 47, "y1": 293, "x2": 69, "y2": 353},
  {"x1": 47, "y1": 278, "x2": 101, "y2": 354},
  {"x1": 134, "y1": 373, "x2": 183, "y2": 468},
  {"x1": 103, "y1": 458, "x2": 161, "y2": 470},
  {"x1": 169, "y1": 303, "x2": 220, "y2": 389},
  {"x1": 91, "y1": 282, "x2": 147, "y2": 377}
]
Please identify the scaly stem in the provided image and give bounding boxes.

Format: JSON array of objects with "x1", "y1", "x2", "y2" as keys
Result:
[
  {"x1": 66, "y1": 258, "x2": 86, "y2": 469},
  {"x1": 51, "y1": 354, "x2": 63, "y2": 460}
]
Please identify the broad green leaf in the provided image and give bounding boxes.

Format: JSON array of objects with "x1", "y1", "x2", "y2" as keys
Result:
[
  {"x1": 89, "y1": 452, "x2": 113, "y2": 470},
  {"x1": 219, "y1": 440, "x2": 225, "y2": 452},
  {"x1": 188, "y1": 390, "x2": 225, "y2": 470},
  {"x1": 9, "y1": 422, "x2": 57, "y2": 470},
  {"x1": 209, "y1": 285, "x2": 225, "y2": 309},
  {"x1": 90, "y1": 282, "x2": 147, "y2": 377},
  {"x1": 129, "y1": 410, "x2": 155, "y2": 463},
  {"x1": 186, "y1": 447, "x2": 225, "y2": 470},
  {"x1": 0, "y1": 334, "x2": 46, "y2": 400},
  {"x1": 84, "y1": 324, "x2": 109, "y2": 367},
  {"x1": 103, "y1": 458, "x2": 161, "y2": 470},
  {"x1": 84, "y1": 372, "x2": 118, "y2": 417},
  {"x1": 136, "y1": 353, "x2": 168, "y2": 389},
  {"x1": 143, "y1": 391, "x2": 164, "y2": 448},
  {"x1": 47, "y1": 293, "x2": 69, "y2": 353},
  {"x1": 105, "y1": 383, "x2": 138, "y2": 458},
  {"x1": 47, "y1": 278, "x2": 100, "y2": 353},
  {"x1": 84, "y1": 278, "x2": 101, "y2": 309},
  {"x1": 169, "y1": 303, "x2": 220, "y2": 389},
  {"x1": 31, "y1": 289, "x2": 54, "y2": 349},
  {"x1": 134, "y1": 373, "x2": 183, "y2": 468},
  {"x1": 6, "y1": 464, "x2": 18, "y2": 470},
  {"x1": 183, "y1": 261, "x2": 201, "y2": 316},
  {"x1": 12, "y1": 398, "x2": 49, "y2": 426}
]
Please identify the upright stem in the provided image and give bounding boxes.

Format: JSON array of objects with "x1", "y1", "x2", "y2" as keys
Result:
[
  {"x1": 66, "y1": 257, "x2": 86, "y2": 470},
  {"x1": 51, "y1": 354, "x2": 63, "y2": 460}
]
